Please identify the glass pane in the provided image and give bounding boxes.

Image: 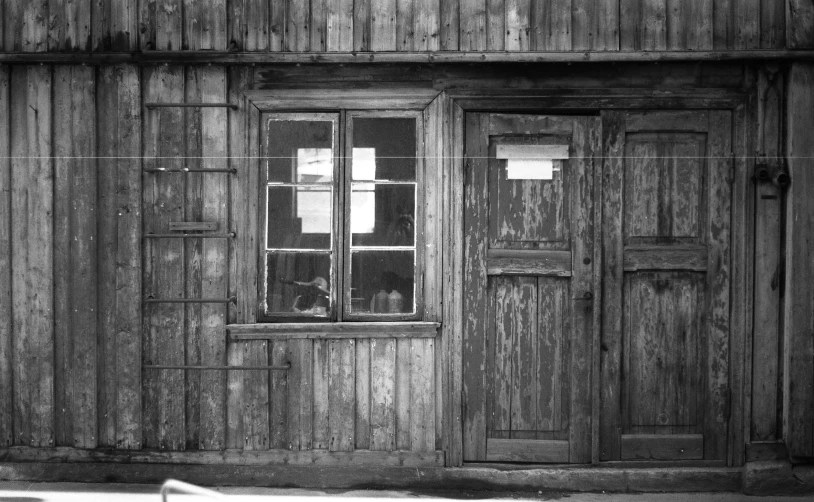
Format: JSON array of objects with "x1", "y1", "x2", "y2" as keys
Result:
[
  {"x1": 267, "y1": 186, "x2": 332, "y2": 249},
  {"x1": 267, "y1": 120, "x2": 333, "y2": 183},
  {"x1": 350, "y1": 251, "x2": 415, "y2": 314},
  {"x1": 351, "y1": 183, "x2": 415, "y2": 246},
  {"x1": 352, "y1": 118, "x2": 416, "y2": 181},
  {"x1": 266, "y1": 252, "x2": 331, "y2": 316}
]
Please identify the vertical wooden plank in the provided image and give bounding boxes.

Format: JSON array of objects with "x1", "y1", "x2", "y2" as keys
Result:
[
  {"x1": 439, "y1": 0, "x2": 459, "y2": 50},
  {"x1": 353, "y1": 0, "x2": 371, "y2": 50},
  {"x1": 48, "y1": 0, "x2": 92, "y2": 50},
  {"x1": 485, "y1": 0, "x2": 505, "y2": 51},
  {"x1": 493, "y1": 278, "x2": 514, "y2": 439},
  {"x1": 735, "y1": 0, "x2": 760, "y2": 49},
  {"x1": 642, "y1": 0, "x2": 667, "y2": 50},
  {"x1": 286, "y1": 0, "x2": 311, "y2": 51},
  {"x1": 269, "y1": 339, "x2": 288, "y2": 449},
  {"x1": 370, "y1": 0, "x2": 397, "y2": 50},
  {"x1": 199, "y1": 66, "x2": 228, "y2": 450},
  {"x1": 20, "y1": 1, "x2": 48, "y2": 51},
  {"x1": 788, "y1": 0, "x2": 814, "y2": 48},
  {"x1": 355, "y1": 339, "x2": 371, "y2": 449},
  {"x1": 784, "y1": 63, "x2": 814, "y2": 458},
  {"x1": 397, "y1": 0, "x2": 414, "y2": 51},
  {"x1": 571, "y1": 0, "x2": 592, "y2": 51},
  {"x1": 155, "y1": 0, "x2": 183, "y2": 50},
  {"x1": 229, "y1": 0, "x2": 270, "y2": 51},
  {"x1": 371, "y1": 338, "x2": 396, "y2": 450},
  {"x1": 713, "y1": 0, "x2": 735, "y2": 49},
  {"x1": 413, "y1": 0, "x2": 439, "y2": 50},
  {"x1": 311, "y1": 0, "x2": 327, "y2": 52},
  {"x1": 142, "y1": 65, "x2": 185, "y2": 451},
  {"x1": 11, "y1": 65, "x2": 54, "y2": 447},
  {"x1": 537, "y1": 279, "x2": 564, "y2": 434},
  {"x1": 327, "y1": 0, "x2": 354, "y2": 51},
  {"x1": 668, "y1": 0, "x2": 712, "y2": 50},
  {"x1": 446, "y1": 102, "x2": 465, "y2": 465},
  {"x1": 287, "y1": 339, "x2": 313, "y2": 450},
  {"x1": 505, "y1": 0, "x2": 531, "y2": 51},
  {"x1": 0, "y1": 65, "x2": 12, "y2": 447},
  {"x1": 592, "y1": 0, "x2": 620, "y2": 50},
  {"x1": 410, "y1": 338, "x2": 434, "y2": 452},
  {"x1": 531, "y1": 0, "x2": 571, "y2": 50},
  {"x1": 705, "y1": 110, "x2": 732, "y2": 461},
  {"x1": 395, "y1": 338, "x2": 412, "y2": 450},
  {"x1": 459, "y1": 0, "x2": 485, "y2": 51},
  {"x1": 462, "y1": 112, "x2": 489, "y2": 461},
  {"x1": 53, "y1": 65, "x2": 97, "y2": 449},
  {"x1": 93, "y1": 0, "x2": 138, "y2": 50},
  {"x1": 185, "y1": 0, "x2": 226, "y2": 50},
  {"x1": 243, "y1": 341, "x2": 270, "y2": 449},
  {"x1": 140, "y1": 0, "x2": 156, "y2": 49},
  {"x1": 183, "y1": 67, "x2": 204, "y2": 451},
  {"x1": 312, "y1": 339, "x2": 330, "y2": 449},
  {"x1": 599, "y1": 110, "x2": 625, "y2": 461},
  {"x1": 760, "y1": 0, "x2": 785, "y2": 48},
  {"x1": 329, "y1": 339, "x2": 355, "y2": 451},
  {"x1": 619, "y1": 0, "x2": 642, "y2": 50}
]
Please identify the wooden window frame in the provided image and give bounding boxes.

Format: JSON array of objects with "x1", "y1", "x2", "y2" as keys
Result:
[{"x1": 244, "y1": 88, "x2": 440, "y2": 324}]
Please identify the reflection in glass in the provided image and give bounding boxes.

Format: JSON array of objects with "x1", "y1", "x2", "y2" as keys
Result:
[
  {"x1": 351, "y1": 184, "x2": 415, "y2": 246},
  {"x1": 350, "y1": 251, "x2": 415, "y2": 314},
  {"x1": 267, "y1": 186, "x2": 332, "y2": 249},
  {"x1": 267, "y1": 252, "x2": 331, "y2": 316},
  {"x1": 352, "y1": 118, "x2": 415, "y2": 181},
  {"x1": 267, "y1": 120, "x2": 333, "y2": 183}
]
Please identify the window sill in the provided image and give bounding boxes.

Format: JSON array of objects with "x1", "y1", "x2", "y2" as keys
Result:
[{"x1": 226, "y1": 321, "x2": 440, "y2": 340}]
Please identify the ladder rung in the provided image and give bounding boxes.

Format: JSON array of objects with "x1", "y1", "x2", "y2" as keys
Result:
[
  {"x1": 145, "y1": 102, "x2": 238, "y2": 110},
  {"x1": 144, "y1": 297, "x2": 236, "y2": 304},
  {"x1": 143, "y1": 168, "x2": 237, "y2": 174},
  {"x1": 143, "y1": 233, "x2": 235, "y2": 239}
]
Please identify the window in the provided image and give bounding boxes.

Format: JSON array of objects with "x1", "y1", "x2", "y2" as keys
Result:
[{"x1": 261, "y1": 111, "x2": 423, "y2": 322}]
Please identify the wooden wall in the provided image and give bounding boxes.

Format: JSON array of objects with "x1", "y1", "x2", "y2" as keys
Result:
[{"x1": 0, "y1": 0, "x2": 807, "y2": 53}]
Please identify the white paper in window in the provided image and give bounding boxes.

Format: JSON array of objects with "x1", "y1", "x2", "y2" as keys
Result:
[{"x1": 296, "y1": 148, "x2": 332, "y2": 183}]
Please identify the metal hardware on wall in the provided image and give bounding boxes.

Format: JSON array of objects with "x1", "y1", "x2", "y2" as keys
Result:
[
  {"x1": 143, "y1": 167, "x2": 238, "y2": 174},
  {"x1": 144, "y1": 297, "x2": 237, "y2": 304},
  {"x1": 144, "y1": 102, "x2": 238, "y2": 110},
  {"x1": 143, "y1": 233, "x2": 236, "y2": 239}
]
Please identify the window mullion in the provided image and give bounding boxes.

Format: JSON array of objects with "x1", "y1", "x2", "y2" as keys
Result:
[{"x1": 336, "y1": 110, "x2": 348, "y2": 322}]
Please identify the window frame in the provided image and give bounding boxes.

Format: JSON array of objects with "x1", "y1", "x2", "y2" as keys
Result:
[{"x1": 257, "y1": 109, "x2": 425, "y2": 323}]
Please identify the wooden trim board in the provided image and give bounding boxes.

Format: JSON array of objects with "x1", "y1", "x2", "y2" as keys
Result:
[{"x1": 227, "y1": 322, "x2": 440, "y2": 339}]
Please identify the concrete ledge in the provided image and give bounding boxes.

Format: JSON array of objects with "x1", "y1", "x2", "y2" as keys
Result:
[
  {"x1": 743, "y1": 460, "x2": 814, "y2": 495},
  {"x1": 0, "y1": 462, "x2": 741, "y2": 493}
]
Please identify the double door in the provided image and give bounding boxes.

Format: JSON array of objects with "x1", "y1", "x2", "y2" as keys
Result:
[{"x1": 462, "y1": 111, "x2": 732, "y2": 463}]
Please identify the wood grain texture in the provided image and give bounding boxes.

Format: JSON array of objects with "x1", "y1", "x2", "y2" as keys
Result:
[
  {"x1": 621, "y1": 434, "x2": 704, "y2": 460},
  {"x1": 460, "y1": 0, "x2": 486, "y2": 51},
  {"x1": 439, "y1": 0, "x2": 459, "y2": 50},
  {"x1": 92, "y1": 0, "x2": 137, "y2": 50},
  {"x1": 10, "y1": 65, "x2": 54, "y2": 447},
  {"x1": 329, "y1": 340, "x2": 355, "y2": 451},
  {"x1": 506, "y1": 0, "x2": 531, "y2": 51},
  {"x1": 142, "y1": 65, "x2": 185, "y2": 451},
  {"x1": 48, "y1": 0, "x2": 91, "y2": 50},
  {"x1": 0, "y1": 65, "x2": 11, "y2": 447},
  {"x1": 355, "y1": 339, "x2": 371, "y2": 449},
  {"x1": 286, "y1": 0, "x2": 311, "y2": 51},
  {"x1": 413, "y1": 0, "x2": 439, "y2": 50},
  {"x1": 397, "y1": 0, "x2": 415, "y2": 51},
  {"x1": 228, "y1": 0, "x2": 270, "y2": 51},
  {"x1": 486, "y1": 249, "x2": 572, "y2": 276},
  {"x1": 287, "y1": 339, "x2": 313, "y2": 450},
  {"x1": 353, "y1": 0, "x2": 371, "y2": 50},
  {"x1": 96, "y1": 64, "x2": 142, "y2": 450},
  {"x1": 327, "y1": 0, "x2": 354, "y2": 51},
  {"x1": 486, "y1": 439, "x2": 569, "y2": 462},
  {"x1": 53, "y1": 64, "x2": 97, "y2": 449},
  {"x1": 312, "y1": 339, "x2": 330, "y2": 449},
  {"x1": 370, "y1": 0, "x2": 397, "y2": 50},
  {"x1": 531, "y1": 0, "x2": 571, "y2": 50},
  {"x1": 735, "y1": 0, "x2": 760, "y2": 49},
  {"x1": 184, "y1": 0, "x2": 226, "y2": 50},
  {"x1": 788, "y1": 0, "x2": 814, "y2": 48},
  {"x1": 269, "y1": 339, "x2": 288, "y2": 449},
  {"x1": 784, "y1": 63, "x2": 814, "y2": 458},
  {"x1": 370, "y1": 338, "x2": 396, "y2": 450},
  {"x1": 395, "y1": 339, "x2": 412, "y2": 450}
]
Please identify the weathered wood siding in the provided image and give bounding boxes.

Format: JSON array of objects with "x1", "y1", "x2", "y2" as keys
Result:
[{"x1": 0, "y1": 0, "x2": 795, "y2": 52}]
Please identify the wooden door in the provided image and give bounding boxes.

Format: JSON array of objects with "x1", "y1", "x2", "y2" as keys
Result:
[
  {"x1": 463, "y1": 114, "x2": 599, "y2": 463},
  {"x1": 600, "y1": 110, "x2": 732, "y2": 462}
]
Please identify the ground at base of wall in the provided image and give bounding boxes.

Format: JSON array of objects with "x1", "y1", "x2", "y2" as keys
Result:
[
  {"x1": 0, "y1": 462, "x2": 812, "y2": 496},
  {"x1": 0, "y1": 482, "x2": 810, "y2": 502}
]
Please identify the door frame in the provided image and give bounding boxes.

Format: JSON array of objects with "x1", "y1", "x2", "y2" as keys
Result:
[{"x1": 441, "y1": 88, "x2": 753, "y2": 467}]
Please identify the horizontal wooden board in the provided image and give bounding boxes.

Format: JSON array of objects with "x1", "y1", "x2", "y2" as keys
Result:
[
  {"x1": 245, "y1": 88, "x2": 440, "y2": 111},
  {"x1": 496, "y1": 144, "x2": 570, "y2": 159},
  {"x1": 486, "y1": 439, "x2": 570, "y2": 462},
  {"x1": 486, "y1": 249, "x2": 572, "y2": 276},
  {"x1": 228, "y1": 322, "x2": 440, "y2": 339},
  {"x1": 623, "y1": 246, "x2": 708, "y2": 272},
  {"x1": 168, "y1": 221, "x2": 219, "y2": 232},
  {"x1": 0, "y1": 446, "x2": 444, "y2": 467},
  {"x1": 621, "y1": 434, "x2": 704, "y2": 460}
]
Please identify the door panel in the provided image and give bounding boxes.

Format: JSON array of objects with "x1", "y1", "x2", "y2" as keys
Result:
[
  {"x1": 463, "y1": 114, "x2": 598, "y2": 464},
  {"x1": 600, "y1": 110, "x2": 732, "y2": 462}
]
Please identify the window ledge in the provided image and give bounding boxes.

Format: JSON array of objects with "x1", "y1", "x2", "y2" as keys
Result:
[{"x1": 227, "y1": 321, "x2": 440, "y2": 340}]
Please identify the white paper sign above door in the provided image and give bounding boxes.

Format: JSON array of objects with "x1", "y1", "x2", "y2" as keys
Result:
[{"x1": 496, "y1": 144, "x2": 569, "y2": 180}]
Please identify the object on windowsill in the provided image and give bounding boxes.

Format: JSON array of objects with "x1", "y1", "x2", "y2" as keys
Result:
[
  {"x1": 388, "y1": 289, "x2": 403, "y2": 313},
  {"x1": 371, "y1": 289, "x2": 389, "y2": 313}
]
